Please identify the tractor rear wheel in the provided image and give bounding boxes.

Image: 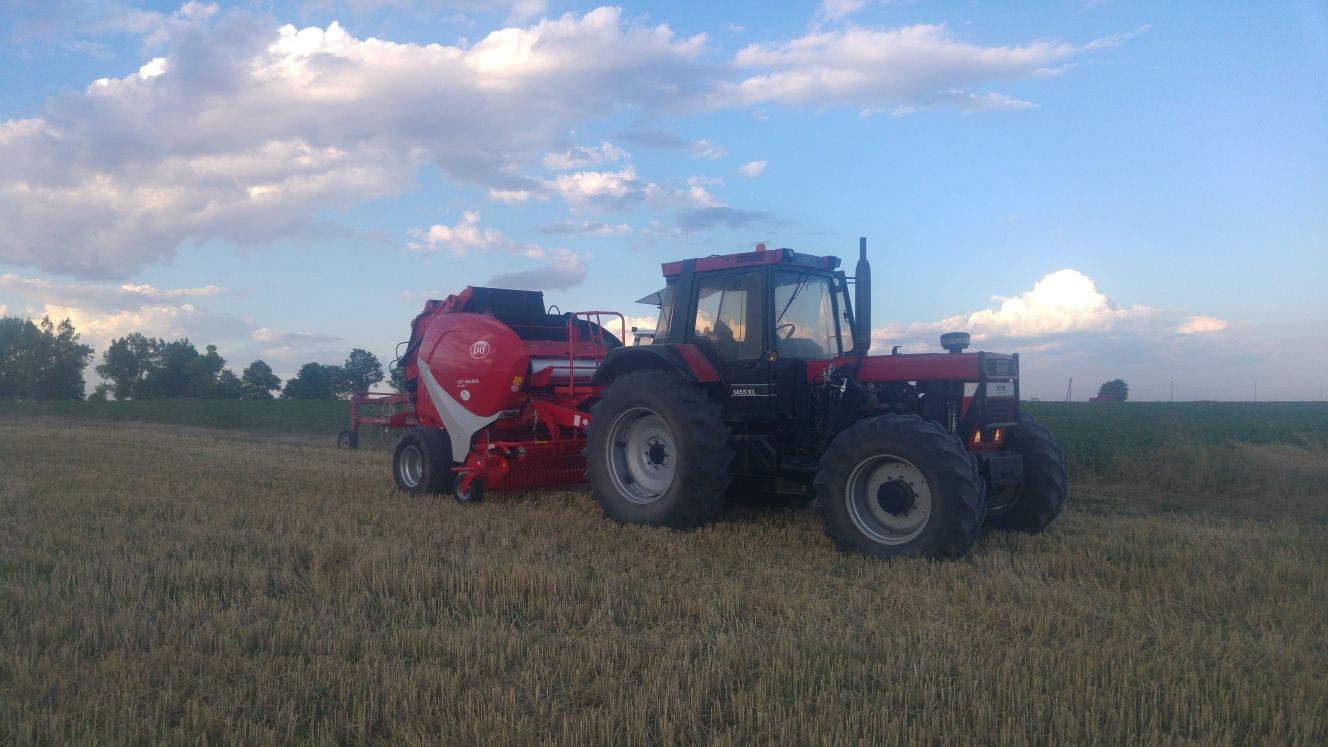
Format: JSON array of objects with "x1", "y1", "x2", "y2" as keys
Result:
[
  {"x1": 587, "y1": 369, "x2": 733, "y2": 528},
  {"x1": 985, "y1": 414, "x2": 1067, "y2": 532},
  {"x1": 814, "y1": 414, "x2": 985, "y2": 559},
  {"x1": 393, "y1": 427, "x2": 456, "y2": 495}
]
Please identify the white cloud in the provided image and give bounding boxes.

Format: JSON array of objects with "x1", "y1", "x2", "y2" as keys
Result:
[
  {"x1": 548, "y1": 165, "x2": 718, "y2": 213},
  {"x1": 688, "y1": 138, "x2": 727, "y2": 159},
  {"x1": 0, "y1": 273, "x2": 224, "y2": 311},
  {"x1": 413, "y1": 212, "x2": 507, "y2": 256},
  {"x1": 721, "y1": 24, "x2": 1131, "y2": 110},
  {"x1": 542, "y1": 140, "x2": 628, "y2": 170},
  {"x1": 251, "y1": 327, "x2": 341, "y2": 344},
  {"x1": 0, "y1": 7, "x2": 707, "y2": 278},
  {"x1": 874, "y1": 270, "x2": 1155, "y2": 347},
  {"x1": 1177, "y1": 315, "x2": 1228, "y2": 335},
  {"x1": 0, "y1": 7, "x2": 1137, "y2": 278},
  {"x1": 407, "y1": 211, "x2": 592, "y2": 288},
  {"x1": 486, "y1": 188, "x2": 544, "y2": 204},
  {"x1": 818, "y1": 0, "x2": 868, "y2": 22},
  {"x1": 738, "y1": 160, "x2": 767, "y2": 178}
]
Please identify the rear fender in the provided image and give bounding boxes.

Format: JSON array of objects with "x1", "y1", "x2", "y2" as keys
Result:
[{"x1": 591, "y1": 343, "x2": 724, "y2": 387}]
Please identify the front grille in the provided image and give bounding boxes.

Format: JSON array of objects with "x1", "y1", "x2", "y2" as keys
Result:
[{"x1": 984, "y1": 396, "x2": 1016, "y2": 423}]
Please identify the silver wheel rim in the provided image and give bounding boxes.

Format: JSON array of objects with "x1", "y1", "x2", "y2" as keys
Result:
[
  {"x1": 845, "y1": 454, "x2": 933, "y2": 545},
  {"x1": 604, "y1": 407, "x2": 677, "y2": 505},
  {"x1": 398, "y1": 443, "x2": 423, "y2": 488}
]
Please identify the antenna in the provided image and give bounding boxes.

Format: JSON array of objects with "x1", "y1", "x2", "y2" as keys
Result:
[{"x1": 1065, "y1": 377, "x2": 1072, "y2": 402}]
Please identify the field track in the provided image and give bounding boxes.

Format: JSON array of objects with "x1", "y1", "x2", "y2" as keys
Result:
[{"x1": 2, "y1": 415, "x2": 1326, "y2": 744}]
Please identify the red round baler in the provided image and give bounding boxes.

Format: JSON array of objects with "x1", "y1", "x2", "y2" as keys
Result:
[{"x1": 396, "y1": 286, "x2": 623, "y2": 498}]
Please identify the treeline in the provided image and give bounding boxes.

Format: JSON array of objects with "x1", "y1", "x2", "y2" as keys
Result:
[{"x1": 1, "y1": 315, "x2": 389, "y2": 401}]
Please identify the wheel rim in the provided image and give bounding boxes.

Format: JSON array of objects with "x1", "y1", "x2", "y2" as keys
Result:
[
  {"x1": 604, "y1": 407, "x2": 677, "y2": 504},
  {"x1": 398, "y1": 443, "x2": 423, "y2": 488},
  {"x1": 845, "y1": 454, "x2": 933, "y2": 545}
]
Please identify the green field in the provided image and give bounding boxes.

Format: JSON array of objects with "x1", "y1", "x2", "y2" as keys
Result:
[{"x1": 2, "y1": 401, "x2": 1326, "y2": 743}]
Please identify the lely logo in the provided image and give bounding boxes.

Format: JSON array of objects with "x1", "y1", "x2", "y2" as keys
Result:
[{"x1": 470, "y1": 340, "x2": 491, "y2": 359}]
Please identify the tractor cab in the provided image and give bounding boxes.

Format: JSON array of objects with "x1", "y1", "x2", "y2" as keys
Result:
[{"x1": 633, "y1": 243, "x2": 862, "y2": 423}]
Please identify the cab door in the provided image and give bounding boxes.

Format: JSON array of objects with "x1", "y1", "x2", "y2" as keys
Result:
[{"x1": 687, "y1": 270, "x2": 774, "y2": 422}]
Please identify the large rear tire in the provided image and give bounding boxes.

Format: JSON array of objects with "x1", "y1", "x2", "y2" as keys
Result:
[
  {"x1": 814, "y1": 414, "x2": 985, "y2": 559},
  {"x1": 393, "y1": 428, "x2": 456, "y2": 495},
  {"x1": 586, "y1": 369, "x2": 733, "y2": 528},
  {"x1": 985, "y1": 414, "x2": 1067, "y2": 532}
]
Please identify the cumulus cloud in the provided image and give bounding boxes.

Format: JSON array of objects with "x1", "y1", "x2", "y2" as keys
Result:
[
  {"x1": 720, "y1": 23, "x2": 1135, "y2": 110},
  {"x1": 865, "y1": 268, "x2": 1248, "y2": 400},
  {"x1": 550, "y1": 165, "x2": 719, "y2": 213},
  {"x1": 738, "y1": 160, "x2": 767, "y2": 178},
  {"x1": 1177, "y1": 315, "x2": 1228, "y2": 334},
  {"x1": 0, "y1": 273, "x2": 224, "y2": 312},
  {"x1": 872, "y1": 268, "x2": 1226, "y2": 352},
  {"x1": 407, "y1": 211, "x2": 591, "y2": 289},
  {"x1": 0, "y1": 5, "x2": 1138, "y2": 279},
  {"x1": 0, "y1": 6, "x2": 708, "y2": 278},
  {"x1": 410, "y1": 212, "x2": 510, "y2": 256},
  {"x1": 542, "y1": 141, "x2": 628, "y2": 170}
]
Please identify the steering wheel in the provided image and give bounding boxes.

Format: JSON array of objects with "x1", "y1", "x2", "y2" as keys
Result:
[{"x1": 775, "y1": 323, "x2": 796, "y2": 340}]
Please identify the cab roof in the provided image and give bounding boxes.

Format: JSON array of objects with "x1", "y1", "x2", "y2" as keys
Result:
[{"x1": 661, "y1": 245, "x2": 841, "y2": 278}]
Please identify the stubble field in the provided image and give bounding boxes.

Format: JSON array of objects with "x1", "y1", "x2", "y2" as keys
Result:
[{"x1": 1, "y1": 404, "x2": 1326, "y2": 744}]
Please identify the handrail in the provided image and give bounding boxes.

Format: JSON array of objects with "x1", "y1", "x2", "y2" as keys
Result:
[{"x1": 564, "y1": 311, "x2": 626, "y2": 398}]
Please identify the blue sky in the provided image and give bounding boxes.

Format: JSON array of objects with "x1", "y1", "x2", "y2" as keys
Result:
[{"x1": 1, "y1": 0, "x2": 1325, "y2": 400}]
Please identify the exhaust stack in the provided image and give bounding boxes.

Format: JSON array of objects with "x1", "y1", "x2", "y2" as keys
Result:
[{"x1": 854, "y1": 236, "x2": 871, "y2": 355}]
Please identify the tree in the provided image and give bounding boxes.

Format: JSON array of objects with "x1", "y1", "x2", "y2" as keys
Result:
[
  {"x1": 96, "y1": 333, "x2": 159, "y2": 400},
  {"x1": 282, "y1": 363, "x2": 337, "y2": 399},
  {"x1": 1097, "y1": 379, "x2": 1129, "y2": 402},
  {"x1": 240, "y1": 360, "x2": 281, "y2": 399},
  {"x1": 141, "y1": 339, "x2": 206, "y2": 398},
  {"x1": 89, "y1": 383, "x2": 111, "y2": 402},
  {"x1": 213, "y1": 369, "x2": 243, "y2": 399},
  {"x1": 388, "y1": 365, "x2": 409, "y2": 394},
  {"x1": 0, "y1": 316, "x2": 94, "y2": 400},
  {"x1": 340, "y1": 348, "x2": 384, "y2": 395}
]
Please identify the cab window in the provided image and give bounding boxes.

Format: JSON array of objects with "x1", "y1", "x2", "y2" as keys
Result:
[
  {"x1": 773, "y1": 271, "x2": 839, "y2": 359},
  {"x1": 692, "y1": 272, "x2": 764, "y2": 360}
]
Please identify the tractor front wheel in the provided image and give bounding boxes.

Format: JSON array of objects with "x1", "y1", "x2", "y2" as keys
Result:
[
  {"x1": 393, "y1": 428, "x2": 456, "y2": 495},
  {"x1": 586, "y1": 369, "x2": 733, "y2": 528},
  {"x1": 985, "y1": 414, "x2": 1068, "y2": 532},
  {"x1": 814, "y1": 414, "x2": 985, "y2": 559}
]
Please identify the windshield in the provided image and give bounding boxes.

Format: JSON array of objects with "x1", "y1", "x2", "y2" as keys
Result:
[{"x1": 773, "y1": 271, "x2": 840, "y2": 358}]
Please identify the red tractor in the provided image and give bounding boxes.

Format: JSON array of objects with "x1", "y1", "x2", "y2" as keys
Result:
[{"x1": 392, "y1": 239, "x2": 1067, "y2": 559}]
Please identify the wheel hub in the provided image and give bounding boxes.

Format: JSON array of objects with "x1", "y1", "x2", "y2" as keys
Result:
[
  {"x1": 646, "y1": 440, "x2": 669, "y2": 468},
  {"x1": 876, "y1": 481, "x2": 916, "y2": 516}
]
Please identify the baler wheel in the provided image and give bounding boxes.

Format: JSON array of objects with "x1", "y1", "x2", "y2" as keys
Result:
[
  {"x1": 984, "y1": 414, "x2": 1068, "y2": 533},
  {"x1": 454, "y1": 477, "x2": 485, "y2": 504},
  {"x1": 337, "y1": 430, "x2": 357, "y2": 450},
  {"x1": 813, "y1": 414, "x2": 985, "y2": 560},
  {"x1": 393, "y1": 428, "x2": 456, "y2": 495},
  {"x1": 586, "y1": 369, "x2": 733, "y2": 529}
]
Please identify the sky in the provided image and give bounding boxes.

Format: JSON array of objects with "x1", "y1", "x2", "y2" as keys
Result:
[{"x1": 1, "y1": 0, "x2": 1325, "y2": 401}]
